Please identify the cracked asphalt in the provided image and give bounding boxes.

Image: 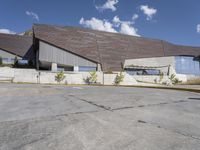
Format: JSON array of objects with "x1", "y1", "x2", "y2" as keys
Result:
[{"x1": 0, "y1": 83, "x2": 200, "y2": 150}]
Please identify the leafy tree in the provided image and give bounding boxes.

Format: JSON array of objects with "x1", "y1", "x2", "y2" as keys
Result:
[
  {"x1": 84, "y1": 71, "x2": 98, "y2": 84},
  {"x1": 89, "y1": 71, "x2": 98, "y2": 84},
  {"x1": 115, "y1": 72, "x2": 124, "y2": 85},
  {"x1": 55, "y1": 71, "x2": 66, "y2": 84}
]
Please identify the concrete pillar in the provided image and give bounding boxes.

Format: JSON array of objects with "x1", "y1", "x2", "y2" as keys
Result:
[
  {"x1": 51, "y1": 63, "x2": 57, "y2": 72},
  {"x1": 74, "y1": 66, "x2": 79, "y2": 72},
  {"x1": 97, "y1": 64, "x2": 102, "y2": 72}
]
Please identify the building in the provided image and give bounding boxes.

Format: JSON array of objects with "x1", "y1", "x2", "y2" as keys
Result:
[
  {"x1": 0, "y1": 24, "x2": 200, "y2": 76},
  {"x1": 0, "y1": 33, "x2": 34, "y2": 65}
]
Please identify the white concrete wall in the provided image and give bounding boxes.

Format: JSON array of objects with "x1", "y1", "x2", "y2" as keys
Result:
[
  {"x1": 0, "y1": 68, "x2": 138, "y2": 85},
  {"x1": 124, "y1": 56, "x2": 175, "y2": 75},
  {"x1": 39, "y1": 72, "x2": 103, "y2": 85},
  {"x1": 13, "y1": 69, "x2": 39, "y2": 83},
  {"x1": 1, "y1": 67, "x2": 193, "y2": 86},
  {"x1": 0, "y1": 67, "x2": 14, "y2": 78},
  {"x1": 133, "y1": 75, "x2": 169, "y2": 84},
  {"x1": 124, "y1": 56, "x2": 175, "y2": 68},
  {"x1": 103, "y1": 73, "x2": 138, "y2": 85}
]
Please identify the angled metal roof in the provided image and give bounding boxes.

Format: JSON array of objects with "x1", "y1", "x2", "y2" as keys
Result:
[
  {"x1": 33, "y1": 24, "x2": 200, "y2": 71},
  {"x1": 0, "y1": 33, "x2": 34, "y2": 59}
]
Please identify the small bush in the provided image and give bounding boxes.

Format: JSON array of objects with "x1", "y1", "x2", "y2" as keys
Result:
[
  {"x1": 14, "y1": 56, "x2": 18, "y2": 68},
  {"x1": 0, "y1": 57, "x2": 2, "y2": 66},
  {"x1": 55, "y1": 71, "x2": 66, "y2": 84},
  {"x1": 84, "y1": 71, "x2": 98, "y2": 84},
  {"x1": 159, "y1": 72, "x2": 164, "y2": 82},
  {"x1": 115, "y1": 72, "x2": 124, "y2": 85},
  {"x1": 169, "y1": 74, "x2": 182, "y2": 85}
]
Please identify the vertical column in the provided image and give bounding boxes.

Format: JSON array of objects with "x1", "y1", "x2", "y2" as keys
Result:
[
  {"x1": 74, "y1": 66, "x2": 79, "y2": 72},
  {"x1": 97, "y1": 64, "x2": 102, "y2": 72},
  {"x1": 51, "y1": 63, "x2": 57, "y2": 72},
  {"x1": 36, "y1": 50, "x2": 40, "y2": 70}
]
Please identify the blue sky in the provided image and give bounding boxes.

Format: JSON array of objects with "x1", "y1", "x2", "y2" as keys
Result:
[{"x1": 0, "y1": 0, "x2": 200, "y2": 46}]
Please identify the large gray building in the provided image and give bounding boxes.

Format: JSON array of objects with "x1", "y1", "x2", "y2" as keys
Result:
[{"x1": 0, "y1": 24, "x2": 200, "y2": 75}]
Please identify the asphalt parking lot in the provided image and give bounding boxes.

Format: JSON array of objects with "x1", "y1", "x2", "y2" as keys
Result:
[{"x1": 0, "y1": 83, "x2": 200, "y2": 150}]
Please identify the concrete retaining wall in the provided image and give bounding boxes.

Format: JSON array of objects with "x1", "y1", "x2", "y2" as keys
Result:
[
  {"x1": 134, "y1": 75, "x2": 170, "y2": 84},
  {"x1": 0, "y1": 67, "x2": 197, "y2": 85}
]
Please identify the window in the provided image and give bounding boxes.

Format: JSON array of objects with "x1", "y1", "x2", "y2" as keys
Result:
[
  {"x1": 18, "y1": 59, "x2": 28, "y2": 65},
  {"x1": 57, "y1": 67, "x2": 65, "y2": 72},
  {"x1": 2, "y1": 58, "x2": 15, "y2": 64},
  {"x1": 79, "y1": 66, "x2": 96, "y2": 72},
  {"x1": 126, "y1": 69, "x2": 160, "y2": 75},
  {"x1": 175, "y1": 56, "x2": 200, "y2": 75}
]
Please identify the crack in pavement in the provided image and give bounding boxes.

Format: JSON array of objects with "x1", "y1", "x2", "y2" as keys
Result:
[
  {"x1": 13, "y1": 134, "x2": 51, "y2": 150},
  {"x1": 0, "y1": 110, "x2": 99, "y2": 124},
  {"x1": 137, "y1": 120, "x2": 200, "y2": 142},
  {"x1": 111, "y1": 100, "x2": 187, "y2": 111},
  {"x1": 68, "y1": 94, "x2": 112, "y2": 111}
]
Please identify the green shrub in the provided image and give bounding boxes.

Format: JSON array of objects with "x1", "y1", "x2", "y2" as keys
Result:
[
  {"x1": 169, "y1": 74, "x2": 182, "y2": 85},
  {"x1": 84, "y1": 71, "x2": 98, "y2": 84},
  {"x1": 55, "y1": 71, "x2": 66, "y2": 84},
  {"x1": 115, "y1": 72, "x2": 124, "y2": 85},
  {"x1": 159, "y1": 72, "x2": 164, "y2": 82},
  {"x1": 14, "y1": 56, "x2": 18, "y2": 68},
  {"x1": 0, "y1": 57, "x2": 2, "y2": 66}
]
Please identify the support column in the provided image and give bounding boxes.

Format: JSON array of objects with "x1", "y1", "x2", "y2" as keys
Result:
[
  {"x1": 74, "y1": 66, "x2": 79, "y2": 72},
  {"x1": 97, "y1": 64, "x2": 102, "y2": 72},
  {"x1": 51, "y1": 63, "x2": 57, "y2": 72}
]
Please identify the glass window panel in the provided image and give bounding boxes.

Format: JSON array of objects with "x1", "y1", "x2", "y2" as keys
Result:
[
  {"x1": 175, "y1": 56, "x2": 200, "y2": 75},
  {"x1": 18, "y1": 59, "x2": 28, "y2": 65},
  {"x1": 79, "y1": 66, "x2": 96, "y2": 72}
]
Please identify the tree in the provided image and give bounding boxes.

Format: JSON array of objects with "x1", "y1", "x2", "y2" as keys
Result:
[
  {"x1": 115, "y1": 72, "x2": 124, "y2": 85},
  {"x1": 55, "y1": 71, "x2": 66, "y2": 84},
  {"x1": 84, "y1": 71, "x2": 98, "y2": 84}
]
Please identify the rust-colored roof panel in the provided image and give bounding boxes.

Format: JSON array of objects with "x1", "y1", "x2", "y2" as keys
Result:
[
  {"x1": 163, "y1": 41, "x2": 200, "y2": 57},
  {"x1": 33, "y1": 24, "x2": 200, "y2": 71},
  {"x1": 0, "y1": 33, "x2": 33, "y2": 59}
]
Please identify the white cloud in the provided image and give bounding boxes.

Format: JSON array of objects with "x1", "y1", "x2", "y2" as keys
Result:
[
  {"x1": 132, "y1": 14, "x2": 139, "y2": 22},
  {"x1": 113, "y1": 16, "x2": 121, "y2": 27},
  {"x1": 120, "y1": 23, "x2": 139, "y2": 36},
  {"x1": 0, "y1": 29, "x2": 16, "y2": 34},
  {"x1": 197, "y1": 24, "x2": 200, "y2": 33},
  {"x1": 80, "y1": 17, "x2": 117, "y2": 33},
  {"x1": 26, "y1": 11, "x2": 39, "y2": 21},
  {"x1": 112, "y1": 16, "x2": 140, "y2": 36},
  {"x1": 79, "y1": 16, "x2": 140, "y2": 37},
  {"x1": 95, "y1": 0, "x2": 119, "y2": 12},
  {"x1": 140, "y1": 5, "x2": 157, "y2": 20}
]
